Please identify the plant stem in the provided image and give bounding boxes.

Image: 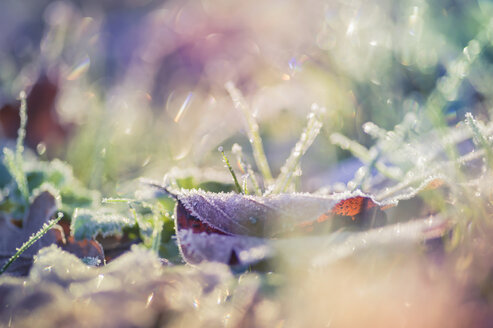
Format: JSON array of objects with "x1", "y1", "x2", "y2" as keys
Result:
[
  {"x1": 0, "y1": 213, "x2": 63, "y2": 275},
  {"x1": 267, "y1": 105, "x2": 323, "y2": 194},
  {"x1": 225, "y1": 82, "x2": 273, "y2": 185},
  {"x1": 232, "y1": 143, "x2": 262, "y2": 195},
  {"x1": 16, "y1": 91, "x2": 27, "y2": 161},
  {"x1": 219, "y1": 146, "x2": 243, "y2": 194}
]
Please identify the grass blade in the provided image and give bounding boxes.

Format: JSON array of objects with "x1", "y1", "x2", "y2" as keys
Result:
[
  {"x1": 3, "y1": 91, "x2": 29, "y2": 203},
  {"x1": 219, "y1": 146, "x2": 243, "y2": 194},
  {"x1": 225, "y1": 82, "x2": 273, "y2": 184},
  {"x1": 0, "y1": 212, "x2": 63, "y2": 275},
  {"x1": 266, "y1": 104, "x2": 324, "y2": 194},
  {"x1": 232, "y1": 143, "x2": 262, "y2": 195}
]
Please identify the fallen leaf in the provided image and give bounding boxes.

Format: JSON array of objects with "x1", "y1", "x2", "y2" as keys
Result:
[
  {"x1": 0, "y1": 192, "x2": 105, "y2": 275},
  {"x1": 173, "y1": 188, "x2": 386, "y2": 238},
  {"x1": 59, "y1": 236, "x2": 105, "y2": 264},
  {"x1": 151, "y1": 177, "x2": 451, "y2": 266}
]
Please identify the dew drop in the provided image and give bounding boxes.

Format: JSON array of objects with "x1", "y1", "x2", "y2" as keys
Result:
[{"x1": 36, "y1": 143, "x2": 47, "y2": 155}]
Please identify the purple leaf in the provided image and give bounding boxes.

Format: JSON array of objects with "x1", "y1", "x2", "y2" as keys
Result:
[
  {"x1": 174, "y1": 189, "x2": 384, "y2": 237},
  {"x1": 148, "y1": 178, "x2": 449, "y2": 266},
  {"x1": 172, "y1": 189, "x2": 386, "y2": 265}
]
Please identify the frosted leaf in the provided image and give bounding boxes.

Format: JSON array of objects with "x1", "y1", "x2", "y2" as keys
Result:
[
  {"x1": 172, "y1": 188, "x2": 395, "y2": 265},
  {"x1": 175, "y1": 188, "x2": 385, "y2": 237},
  {"x1": 147, "y1": 179, "x2": 449, "y2": 266}
]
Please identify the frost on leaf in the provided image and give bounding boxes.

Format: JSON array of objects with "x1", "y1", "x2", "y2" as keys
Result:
[
  {"x1": 71, "y1": 208, "x2": 134, "y2": 241},
  {"x1": 177, "y1": 229, "x2": 271, "y2": 266},
  {"x1": 174, "y1": 188, "x2": 386, "y2": 237},
  {"x1": 159, "y1": 179, "x2": 450, "y2": 266}
]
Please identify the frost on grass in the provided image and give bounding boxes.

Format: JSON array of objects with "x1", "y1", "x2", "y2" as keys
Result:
[
  {"x1": 0, "y1": 191, "x2": 58, "y2": 276},
  {"x1": 0, "y1": 212, "x2": 63, "y2": 275},
  {"x1": 71, "y1": 208, "x2": 134, "y2": 241},
  {"x1": 267, "y1": 103, "x2": 325, "y2": 195}
]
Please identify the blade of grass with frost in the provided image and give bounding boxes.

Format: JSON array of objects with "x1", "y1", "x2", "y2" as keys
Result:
[
  {"x1": 362, "y1": 121, "x2": 388, "y2": 140},
  {"x1": 347, "y1": 150, "x2": 381, "y2": 191},
  {"x1": 465, "y1": 112, "x2": 493, "y2": 166},
  {"x1": 374, "y1": 125, "x2": 492, "y2": 202},
  {"x1": 16, "y1": 91, "x2": 27, "y2": 162},
  {"x1": 246, "y1": 167, "x2": 262, "y2": 195},
  {"x1": 242, "y1": 176, "x2": 248, "y2": 195},
  {"x1": 225, "y1": 82, "x2": 273, "y2": 184},
  {"x1": 418, "y1": 33, "x2": 485, "y2": 180},
  {"x1": 231, "y1": 144, "x2": 246, "y2": 175},
  {"x1": 3, "y1": 91, "x2": 29, "y2": 203},
  {"x1": 103, "y1": 197, "x2": 162, "y2": 252},
  {"x1": 151, "y1": 217, "x2": 163, "y2": 254},
  {"x1": 219, "y1": 146, "x2": 243, "y2": 194},
  {"x1": 424, "y1": 27, "x2": 485, "y2": 163},
  {"x1": 330, "y1": 133, "x2": 401, "y2": 180},
  {"x1": 103, "y1": 197, "x2": 141, "y2": 226},
  {"x1": 267, "y1": 104, "x2": 323, "y2": 195},
  {"x1": 0, "y1": 212, "x2": 63, "y2": 275},
  {"x1": 232, "y1": 143, "x2": 262, "y2": 195},
  {"x1": 376, "y1": 149, "x2": 476, "y2": 201}
]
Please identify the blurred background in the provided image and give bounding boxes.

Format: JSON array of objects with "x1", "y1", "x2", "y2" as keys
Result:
[{"x1": 1, "y1": 0, "x2": 492, "y2": 195}]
